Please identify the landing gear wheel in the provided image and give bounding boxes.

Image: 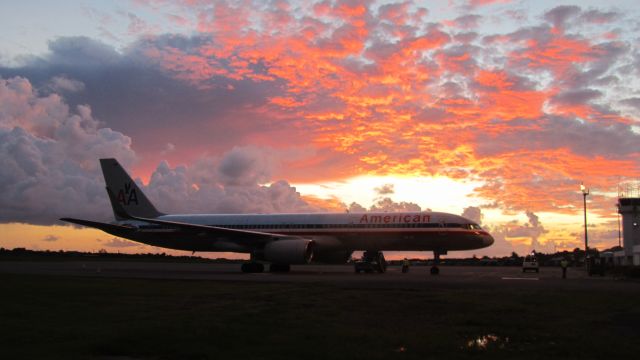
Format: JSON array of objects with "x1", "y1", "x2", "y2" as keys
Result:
[
  {"x1": 269, "y1": 264, "x2": 291, "y2": 273},
  {"x1": 376, "y1": 252, "x2": 387, "y2": 273},
  {"x1": 241, "y1": 262, "x2": 264, "y2": 273},
  {"x1": 431, "y1": 251, "x2": 442, "y2": 275}
]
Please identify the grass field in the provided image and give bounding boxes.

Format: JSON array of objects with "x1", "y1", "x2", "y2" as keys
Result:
[{"x1": 1, "y1": 272, "x2": 639, "y2": 359}]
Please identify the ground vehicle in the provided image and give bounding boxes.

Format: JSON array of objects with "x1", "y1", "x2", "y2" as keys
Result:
[
  {"x1": 522, "y1": 255, "x2": 539, "y2": 273},
  {"x1": 354, "y1": 251, "x2": 387, "y2": 273}
]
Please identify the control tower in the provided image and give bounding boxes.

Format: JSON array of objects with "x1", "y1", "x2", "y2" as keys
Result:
[{"x1": 618, "y1": 182, "x2": 640, "y2": 265}]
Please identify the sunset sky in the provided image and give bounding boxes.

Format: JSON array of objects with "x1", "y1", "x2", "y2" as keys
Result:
[{"x1": 1, "y1": 0, "x2": 639, "y2": 259}]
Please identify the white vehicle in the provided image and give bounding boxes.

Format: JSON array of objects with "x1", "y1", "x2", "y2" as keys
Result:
[
  {"x1": 522, "y1": 255, "x2": 540, "y2": 273},
  {"x1": 61, "y1": 159, "x2": 495, "y2": 273}
]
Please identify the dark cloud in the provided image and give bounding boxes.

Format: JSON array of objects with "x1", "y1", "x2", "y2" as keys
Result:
[
  {"x1": 218, "y1": 146, "x2": 275, "y2": 186},
  {"x1": 0, "y1": 76, "x2": 325, "y2": 225},
  {"x1": 475, "y1": 115, "x2": 640, "y2": 158},
  {"x1": 454, "y1": 31, "x2": 479, "y2": 43},
  {"x1": 0, "y1": 35, "x2": 293, "y2": 167},
  {"x1": 559, "y1": 41, "x2": 628, "y2": 88},
  {"x1": 578, "y1": 9, "x2": 620, "y2": 25},
  {"x1": 620, "y1": 97, "x2": 640, "y2": 111},
  {"x1": 374, "y1": 183, "x2": 394, "y2": 196},
  {"x1": 46, "y1": 36, "x2": 121, "y2": 67},
  {"x1": 551, "y1": 88, "x2": 602, "y2": 105},
  {"x1": 544, "y1": 6, "x2": 581, "y2": 29},
  {"x1": 452, "y1": 14, "x2": 482, "y2": 29}
]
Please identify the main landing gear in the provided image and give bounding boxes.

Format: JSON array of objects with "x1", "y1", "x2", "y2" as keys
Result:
[
  {"x1": 354, "y1": 251, "x2": 387, "y2": 273},
  {"x1": 431, "y1": 251, "x2": 444, "y2": 275}
]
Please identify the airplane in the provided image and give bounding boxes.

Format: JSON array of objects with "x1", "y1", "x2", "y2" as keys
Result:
[{"x1": 61, "y1": 158, "x2": 494, "y2": 273}]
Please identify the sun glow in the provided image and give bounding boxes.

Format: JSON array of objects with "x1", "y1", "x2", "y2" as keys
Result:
[{"x1": 294, "y1": 175, "x2": 486, "y2": 214}]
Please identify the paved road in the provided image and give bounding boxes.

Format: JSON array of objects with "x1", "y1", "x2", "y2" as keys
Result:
[{"x1": 1, "y1": 260, "x2": 634, "y2": 291}]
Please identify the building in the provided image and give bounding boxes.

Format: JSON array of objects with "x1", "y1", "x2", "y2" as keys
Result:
[{"x1": 615, "y1": 182, "x2": 640, "y2": 266}]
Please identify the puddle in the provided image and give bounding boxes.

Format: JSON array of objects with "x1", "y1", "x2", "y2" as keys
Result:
[
  {"x1": 465, "y1": 334, "x2": 509, "y2": 350},
  {"x1": 394, "y1": 346, "x2": 407, "y2": 353}
]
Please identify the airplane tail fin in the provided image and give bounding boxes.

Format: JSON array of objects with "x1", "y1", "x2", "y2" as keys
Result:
[{"x1": 100, "y1": 158, "x2": 164, "y2": 220}]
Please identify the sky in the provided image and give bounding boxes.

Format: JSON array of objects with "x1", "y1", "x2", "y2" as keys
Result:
[{"x1": 1, "y1": 0, "x2": 639, "y2": 259}]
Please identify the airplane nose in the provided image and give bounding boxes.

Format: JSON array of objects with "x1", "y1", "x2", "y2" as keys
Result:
[{"x1": 484, "y1": 234, "x2": 495, "y2": 247}]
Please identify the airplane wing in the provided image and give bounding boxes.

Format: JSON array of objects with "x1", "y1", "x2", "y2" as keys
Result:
[{"x1": 125, "y1": 214, "x2": 303, "y2": 243}]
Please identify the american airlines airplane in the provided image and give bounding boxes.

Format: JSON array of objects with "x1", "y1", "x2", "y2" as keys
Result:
[{"x1": 61, "y1": 159, "x2": 494, "y2": 273}]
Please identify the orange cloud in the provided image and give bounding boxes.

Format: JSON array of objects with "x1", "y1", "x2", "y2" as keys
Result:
[{"x1": 82, "y1": 1, "x2": 640, "y2": 230}]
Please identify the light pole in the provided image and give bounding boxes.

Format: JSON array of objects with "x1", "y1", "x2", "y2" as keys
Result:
[{"x1": 581, "y1": 183, "x2": 589, "y2": 265}]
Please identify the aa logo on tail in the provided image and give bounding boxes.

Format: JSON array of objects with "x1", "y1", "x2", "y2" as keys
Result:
[{"x1": 117, "y1": 182, "x2": 139, "y2": 205}]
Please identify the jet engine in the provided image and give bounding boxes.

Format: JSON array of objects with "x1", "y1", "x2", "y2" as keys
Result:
[{"x1": 263, "y1": 239, "x2": 315, "y2": 264}]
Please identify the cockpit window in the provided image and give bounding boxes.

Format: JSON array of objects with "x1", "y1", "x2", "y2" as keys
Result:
[{"x1": 468, "y1": 224, "x2": 482, "y2": 230}]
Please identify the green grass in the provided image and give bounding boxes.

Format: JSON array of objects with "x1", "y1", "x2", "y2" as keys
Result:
[{"x1": 1, "y1": 273, "x2": 639, "y2": 359}]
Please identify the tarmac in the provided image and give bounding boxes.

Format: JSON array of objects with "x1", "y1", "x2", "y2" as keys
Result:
[{"x1": 0, "y1": 260, "x2": 635, "y2": 291}]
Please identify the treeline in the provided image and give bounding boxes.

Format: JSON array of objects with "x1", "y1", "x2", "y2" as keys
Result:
[
  {"x1": 389, "y1": 247, "x2": 623, "y2": 267},
  {"x1": 0, "y1": 247, "x2": 244, "y2": 263},
  {"x1": 1, "y1": 246, "x2": 623, "y2": 266}
]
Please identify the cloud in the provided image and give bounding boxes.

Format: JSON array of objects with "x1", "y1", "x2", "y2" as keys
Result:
[
  {"x1": 544, "y1": 6, "x2": 581, "y2": 29},
  {"x1": 47, "y1": 76, "x2": 85, "y2": 93},
  {"x1": 468, "y1": 0, "x2": 512, "y2": 7},
  {"x1": 448, "y1": 14, "x2": 482, "y2": 29},
  {"x1": 217, "y1": 146, "x2": 275, "y2": 186},
  {"x1": 369, "y1": 197, "x2": 421, "y2": 212},
  {"x1": 347, "y1": 202, "x2": 368, "y2": 213},
  {"x1": 461, "y1": 206, "x2": 483, "y2": 225},
  {"x1": 42, "y1": 235, "x2": 59, "y2": 242},
  {"x1": 101, "y1": 237, "x2": 138, "y2": 248},
  {"x1": 551, "y1": 89, "x2": 602, "y2": 106},
  {"x1": 141, "y1": 147, "x2": 321, "y2": 215},
  {"x1": 1, "y1": 35, "x2": 296, "y2": 172},
  {"x1": 504, "y1": 211, "x2": 547, "y2": 249},
  {"x1": 374, "y1": 183, "x2": 394, "y2": 196},
  {"x1": 0, "y1": 76, "x2": 338, "y2": 224},
  {"x1": 620, "y1": 97, "x2": 640, "y2": 111},
  {"x1": 0, "y1": 76, "x2": 136, "y2": 225},
  {"x1": 345, "y1": 197, "x2": 423, "y2": 213},
  {"x1": 46, "y1": 36, "x2": 121, "y2": 67},
  {"x1": 0, "y1": 1, "x2": 639, "y2": 250},
  {"x1": 475, "y1": 115, "x2": 640, "y2": 159}
]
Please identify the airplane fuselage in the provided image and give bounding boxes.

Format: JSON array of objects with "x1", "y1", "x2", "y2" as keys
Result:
[{"x1": 113, "y1": 211, "x2": 493, "y2": 255}]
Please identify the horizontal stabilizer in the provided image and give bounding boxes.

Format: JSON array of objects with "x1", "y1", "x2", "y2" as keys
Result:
[{"x1": 59, "y1": 218, "x2": 136, "y2": 236}]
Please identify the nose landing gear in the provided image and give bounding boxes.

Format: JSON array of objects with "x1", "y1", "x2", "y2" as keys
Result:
[{"x1": 431, "y1": 250, "x2": 445, "y2": 275}]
